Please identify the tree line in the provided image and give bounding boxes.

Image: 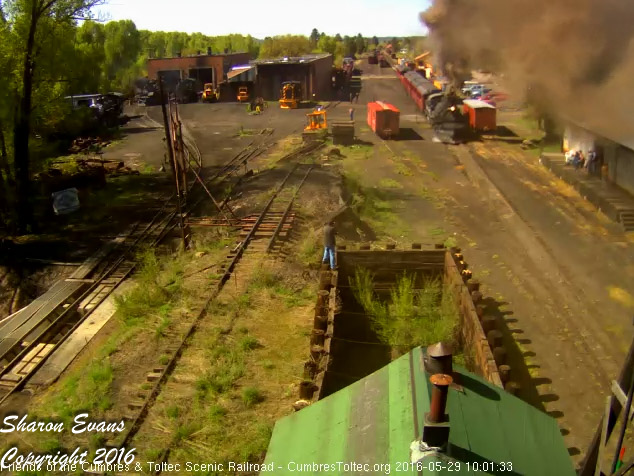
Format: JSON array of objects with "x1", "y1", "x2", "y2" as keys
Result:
[{"x1": 0, "y1": 1, "x2": 407, "y2": 233}]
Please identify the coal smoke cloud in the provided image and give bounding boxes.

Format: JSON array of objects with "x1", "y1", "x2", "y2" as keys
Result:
[{"x1": 421, "y1": 0, "x2": 634, "y2": 134}]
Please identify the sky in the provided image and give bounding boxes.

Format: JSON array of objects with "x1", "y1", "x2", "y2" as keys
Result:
[{"x1": 92, "y1": 0, "x2": 430, "y2": 38}]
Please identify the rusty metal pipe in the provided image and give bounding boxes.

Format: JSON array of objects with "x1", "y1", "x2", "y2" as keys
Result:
[{"x1": 429, "y1": 374, "x2": 453, "y2": 423}]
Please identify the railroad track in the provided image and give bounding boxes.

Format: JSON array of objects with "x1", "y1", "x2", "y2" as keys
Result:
[
  {"x1": 0, "y1": 130, "x2": 278, "y2": 403},
  {"x1": 0, "y1": 132, "x2": 207, "y2": 407},
  {"x1": 0, "y1": 209, "x2": 177, "y2": 405},
  {"x1": 111, "y1": 155, "x2": 320, "y2": 468}
]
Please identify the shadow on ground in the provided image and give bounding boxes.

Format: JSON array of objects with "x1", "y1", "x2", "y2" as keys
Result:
[
  {"x1": 394, "y1": 128, "x2": 423, "y2": 141},
  {"x1": 482, "y1": 297, "x2": 579, "y2": 455}
]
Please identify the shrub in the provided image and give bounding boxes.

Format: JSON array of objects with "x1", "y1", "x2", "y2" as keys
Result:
[{"x1": 351, "y1": 268, "x2": 459, "y2": 357}]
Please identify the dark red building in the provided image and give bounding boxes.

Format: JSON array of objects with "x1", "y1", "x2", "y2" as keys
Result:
[
  {"x1": 147, "y1": 51, "x2": 250, "y2": 90},
  {"x1": 228, "y1": 54, "x2": 334, "y2": 101}
]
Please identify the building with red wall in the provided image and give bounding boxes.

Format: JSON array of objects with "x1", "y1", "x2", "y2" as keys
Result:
[{"x1": 146, "y1": 52, "x2": 250, "y2": 90}]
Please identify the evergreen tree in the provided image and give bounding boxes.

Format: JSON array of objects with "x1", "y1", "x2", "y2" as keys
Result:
[{"x1": 310, "y1": 28, "x2": 319, "y2": 46}]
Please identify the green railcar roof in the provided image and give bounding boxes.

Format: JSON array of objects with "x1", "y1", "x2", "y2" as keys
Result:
[{"x1": 262, "y1": 347, "x2": 575, "y2": 476}]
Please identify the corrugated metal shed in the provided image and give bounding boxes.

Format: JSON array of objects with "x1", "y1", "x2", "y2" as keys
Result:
[
  {"x1": 227, "y1": 65, "x2": 256, "y2": 82},
  {"x1": 263, "y1": 347, "x2": 575, "y2": 475}
]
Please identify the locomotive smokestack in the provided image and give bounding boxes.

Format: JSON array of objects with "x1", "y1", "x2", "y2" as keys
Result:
[
  {"x1": 428, "y1": 374, "x2": 452, "y2": 424},
  {"x1": 420, "y1": 373, "x2": 452, "y2": 449}
]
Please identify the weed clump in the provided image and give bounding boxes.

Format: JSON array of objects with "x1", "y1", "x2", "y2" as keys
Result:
[
  {"x1": 242, "y1": 387, "x2": 265, "y2": 407},
  {"x1": 240, "y1": 336, "x2": 261, "y2": 351},
  {"x1": 114, "y1": 248, "x2": 183, "y2": 325},
  {"x1": 351, "y1": 268, "x2": 460, "y2": 358}
]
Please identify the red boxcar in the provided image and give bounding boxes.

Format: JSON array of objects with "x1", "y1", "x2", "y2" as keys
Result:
[
  {"x1": 367, "y1": 102, "x2": 400, "y2": 139},
  {"x1": 462, "y1": 99, "x2": 497, "y2": 131}
]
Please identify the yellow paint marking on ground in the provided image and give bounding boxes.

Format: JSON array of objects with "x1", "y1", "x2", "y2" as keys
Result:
[
  {"x1": 607, "y1": 286, "x2": 634, "y2": 308},
  {"x1": 625, "y1": 232, "x2": 634, "y2": 244}
]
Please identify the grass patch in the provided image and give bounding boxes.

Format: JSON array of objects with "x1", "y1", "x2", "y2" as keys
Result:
[
  {"x1": 114, "y1": 248, "x2": 184, "y2": 325},
  {"x1": 339, "y1": 143, "x2": 373, "y2": 161},
  {"x1": 247, "y1": 262, "x2": 314, "y2": 307},
  {"x1": 351, "y1": 268, "x2": 461, "y2": 359},
  {"x1": 48, "y1": 359, "x2": 114, "y2": 425},
  {"x1": 379, "y1": 178, "x2": 403, "y2": 189},
  {"x1": 424, "y1": 171, "x2": 440, "y2": 182},
  {"x1": 429, "y1": 227, "x2": 446, "y2": 237},
  {"x1": 208, "y1": 404, "x2": 228, "y2": 420},
  {"x1": 238, "y1": 127, "x2": 262, "y2": 137},
  {"x1": 166, "y1": 405, "x2": 180, "y2": 419},
  {"x1": 394, "y1": 162, "x2": 413, "y2": 176},
  {"x1": 296, "y1": 228, "x2": 322, "y2": 267},
  {"x1": 242, "y1": 387, "x2": 265, "y2": 407},
  {"x1": 174, "y1": 421, "x2": 202, "y2": 443},
  {"x1": 419, "y1": 186, "x2": 433, "y2": 201},
  {"x1": 444, "y1": 236, "x2": 458, "y2": 248},
  {"x1": 240, "y1": 335, "x2": 261, "y2": 351},
  {"x1": 190, "y1": 230, "x2": 233, "y2": 254},
  {"x1": 196, "y1": 345, "x2": 245, "y2": 399},
  {"x1": 343, "y1": 172, "x2": 410, "y2": 239}
]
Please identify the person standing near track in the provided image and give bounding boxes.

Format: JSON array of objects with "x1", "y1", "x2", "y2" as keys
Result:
[
  {"x1": 322, "y1": 221, "x2": 337, "y2": 270},
  {"x1": 349, "y1": 108, "x2": 354, "y2": 121}
]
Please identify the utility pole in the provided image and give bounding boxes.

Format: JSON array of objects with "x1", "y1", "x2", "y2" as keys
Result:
[
  {"x1": 159, "y1": 78, "x2": 176, "y2": 181},
  {"x1": 159, "y1": 78, "x2": 188, "y2": 250}
]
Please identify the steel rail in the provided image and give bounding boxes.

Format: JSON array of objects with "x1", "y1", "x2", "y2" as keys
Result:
[{"x1": 116, "y1": 152, "x2": 319, "y2": 469}]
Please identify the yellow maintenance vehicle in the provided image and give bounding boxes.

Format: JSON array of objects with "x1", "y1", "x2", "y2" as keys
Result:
[
  {"x1": 237, "y1": 86, "x2": 249, "y2": 103},
  {"x1": 302, "y1": 108, "x2": 328, "y2": 141},
  {"x1": 279, "y1": 81, "x2": 302, "y2": 109},
  {"x1": 201, "y1": 83, "x2": 220, "y2": 102},
  {"x1": 305, "y1": 108, "x2": 327, "y2": 131}
]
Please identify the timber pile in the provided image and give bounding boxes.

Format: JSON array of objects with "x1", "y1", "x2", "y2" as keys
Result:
[
  {"x1": 331, "y1": 121, "x2": 355, "y2": 145},
  {"x1": 69, "y1": 137, "x2": 111, "y2": 154}
]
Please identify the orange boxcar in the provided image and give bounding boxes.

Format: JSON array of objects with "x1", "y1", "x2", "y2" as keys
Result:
[
  {"x1": 367, "y1": 101, "x2": 400, "y2": 139},
  {"x1": 462, "y1": 99, "x2": 497, "y2": 131}
]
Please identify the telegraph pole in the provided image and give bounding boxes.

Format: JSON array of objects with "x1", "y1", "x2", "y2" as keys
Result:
[{"x1": 159, "y1": 78, "x2": 188, "y2": 250}]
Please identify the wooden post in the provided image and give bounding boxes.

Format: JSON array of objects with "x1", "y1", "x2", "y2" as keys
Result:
[
  {"x1": 177, "y1": 119, "x2": 188, "y2": 198},
  {"x1": 595, "y1": 396, "x2": 613, "y2": 476},
  {"x1": 580, "y1": 336, "x2": 634, "y2": 476},
  {"x1": 487, "y1": 330, "x2": 503, "y2": 348},
  {"x1": 493, "y1": 347, "x2": 507, "y2": 365},
  {"x1": 505, "y1": 381, "x2": 520, "y2": 395},
  {"x1": 498, "y1": 365, "x2": 511, "y2": 384},
  {"x1": 159, "y1": 79, "x2": 176, "y2": 181},
  {"x1": 481, "y1": 316, "x2": 497, "y2": 333},
  {"x1": 160, "y1": 82, "x2": 188, "y2": 250}
]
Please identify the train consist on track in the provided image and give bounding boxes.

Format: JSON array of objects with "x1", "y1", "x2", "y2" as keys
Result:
[{"x1": 394, "y1": 65, "x2": 469, "y2": 144}]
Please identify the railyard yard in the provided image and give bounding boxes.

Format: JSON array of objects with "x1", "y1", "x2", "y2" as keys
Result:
[{"x1": 1, "y1": 52, "x2": 634, "y2": 475}]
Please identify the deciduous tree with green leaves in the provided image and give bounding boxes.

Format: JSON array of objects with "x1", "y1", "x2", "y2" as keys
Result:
[
  {"x1": 258, "y1": 35, "x2": 311, "y2": 58},
  {"x1": 355, "y1": 33, "x2": 365, "y2": 54},
  {"x1": 4, "y1": 0, "x2": 104, "y2": 232}
]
